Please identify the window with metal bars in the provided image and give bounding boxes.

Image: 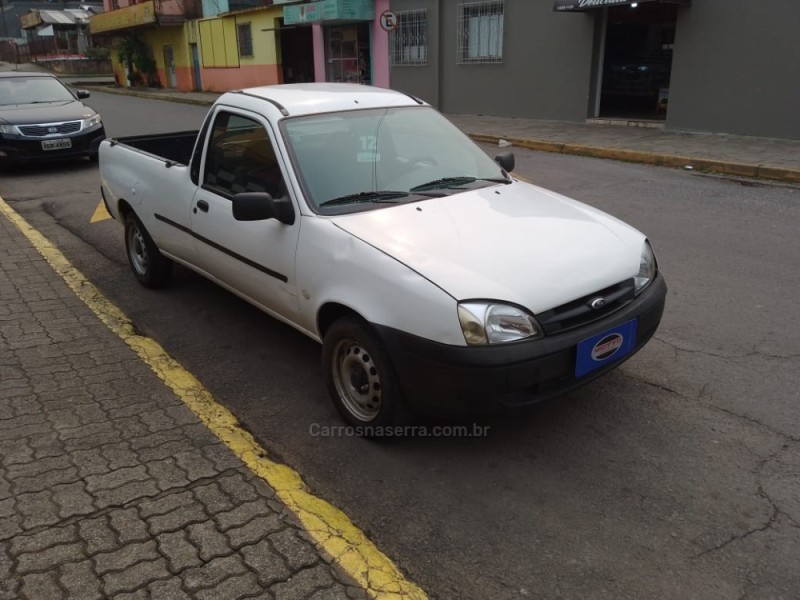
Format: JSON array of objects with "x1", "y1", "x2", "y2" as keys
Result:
[
  {"x1": 457, "y1": 0, "x2": 504, "y2": 64},
  {"x1": 390, "y1": 9, "x2": 428, "y2": 66},
  {"x1": 237, "y1": 22, "x2": 253, "y2": 57}
]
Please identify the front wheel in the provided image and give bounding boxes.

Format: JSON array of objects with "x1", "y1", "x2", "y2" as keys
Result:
[
  {"x1": 124, "y1": 212, "x2": 173, "y2": 288},
  {"x1": 322, "y1": 316, "x2": 410, "y2": 429}
]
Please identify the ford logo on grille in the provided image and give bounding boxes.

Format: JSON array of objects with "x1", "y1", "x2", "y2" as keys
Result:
[
  {"x1": 590, "y1": 297, "x2": 607, "y2": 310},
  {"x1": 48, "y1": 126, "x2": 58, "y2": 133}
]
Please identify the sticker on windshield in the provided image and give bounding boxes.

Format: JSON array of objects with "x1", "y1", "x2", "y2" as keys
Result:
[{"x1": 357, "y1": 135, "x2": 380, "y2": 163}]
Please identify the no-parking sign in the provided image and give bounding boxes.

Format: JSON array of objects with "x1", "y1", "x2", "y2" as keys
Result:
[{"x1": 380, "y1": 11, "x2": 398, "y2": 32}]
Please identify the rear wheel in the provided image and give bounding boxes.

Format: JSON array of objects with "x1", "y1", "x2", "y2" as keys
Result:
[
  {"x1": 124, "y1": 212, "x2": 172, "y2": 288},
  {"x1": 322, "y1": 316, "x2": 410, "y2": 429}
]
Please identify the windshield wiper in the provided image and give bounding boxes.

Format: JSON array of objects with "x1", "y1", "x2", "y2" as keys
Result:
[
  {"x1": 320, "y1": 190, "x2": 410, "y2": 207},
  {"x1": 410, "y1": 176, "x2": 510, "y2": 192}
]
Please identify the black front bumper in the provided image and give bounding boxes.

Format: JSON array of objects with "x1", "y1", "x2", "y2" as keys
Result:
[
  {"x1": 0, "y1": 126, "x2": 106, "y2": 164},
  {"x1": 374, "y1": 275, "x2": 667, "y2": 414}
]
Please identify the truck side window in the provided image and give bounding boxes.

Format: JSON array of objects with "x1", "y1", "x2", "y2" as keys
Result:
[{"x1": 203, "y1": 112, "x2": 287, "y2": 199}]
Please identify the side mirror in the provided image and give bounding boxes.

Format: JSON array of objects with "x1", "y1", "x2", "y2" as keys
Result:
[
  {"x1": 495, "y1": 151, "x2": 515, "y2": 173},
  {"x1": 232, "y1": 192, "x2": 295, "y2": 225},
  {"x1": 76, "y1": 90, "x2": 91, "y2": 99}
]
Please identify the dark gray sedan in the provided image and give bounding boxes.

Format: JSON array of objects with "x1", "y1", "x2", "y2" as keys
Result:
[{"x1": 0, "y1": 71, "x2": 106, "y2": 165}]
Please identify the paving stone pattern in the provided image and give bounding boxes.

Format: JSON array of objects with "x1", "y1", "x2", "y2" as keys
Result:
[{"x1": 0, "y1": 215, "x2": 364, "y2": 599}]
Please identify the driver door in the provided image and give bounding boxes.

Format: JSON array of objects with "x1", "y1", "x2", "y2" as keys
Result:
[{"x1": 190, "y1": 108, "x2": 301, "y2": 323}]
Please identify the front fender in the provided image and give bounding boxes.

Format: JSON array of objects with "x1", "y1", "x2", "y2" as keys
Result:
[{"x1": 296, "y1": 217, "x2": 465, "y2": 346}]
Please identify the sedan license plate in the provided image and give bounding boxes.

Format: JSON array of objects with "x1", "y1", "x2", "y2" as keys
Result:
[
  {"x1": 41, "y1": 138, "x2": 72, "y2": 151},
  {"x1": 575, "y1": 319, "x2": 638, "y2": 378}
]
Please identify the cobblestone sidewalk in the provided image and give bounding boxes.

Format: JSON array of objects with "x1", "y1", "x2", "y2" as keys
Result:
[{"x1": 0, "y1": 214, "x2": 363, "y2": 598}]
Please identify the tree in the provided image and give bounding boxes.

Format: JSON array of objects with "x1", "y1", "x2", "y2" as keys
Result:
[
  {"x1": 116, "y1": 35, "x2": 159, "y2": 87},
  {"x1": 85, "y1": 46, "x2": 110, "y2": 61}
]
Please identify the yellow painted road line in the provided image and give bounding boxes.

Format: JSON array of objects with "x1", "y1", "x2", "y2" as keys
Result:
[
  {"x1": 0, "y1": 195, "x2": 427, "y2": 600},
  {"x1": 90, "y1": 199, "x2": 112, "y2": 223}
]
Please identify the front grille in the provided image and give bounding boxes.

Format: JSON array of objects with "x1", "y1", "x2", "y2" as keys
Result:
[
  {"x1": 18, "y1": 121, "x2": 81, "y2": 137},
  {"x1": 537, "y1": 279, "x2": 636, "y2": 335}
]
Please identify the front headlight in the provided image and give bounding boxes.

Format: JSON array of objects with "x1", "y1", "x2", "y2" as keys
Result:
[
  {"x1": 635, "y1": 241, "x2": 657, "y2": 294},
  {"x1": 458, "y1": 302, "x2": 543, "y2": 345},
  {"x1": 83, "y1": 114, "x2": 102, "y2": 129},
  {"x1": 0, "y1": 124, "x2": 17, "y2": 135}
]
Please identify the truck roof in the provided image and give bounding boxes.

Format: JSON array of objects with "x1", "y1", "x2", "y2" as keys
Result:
[{"x1": 219, "y1": 83, "x2": 426, "y2": 118}]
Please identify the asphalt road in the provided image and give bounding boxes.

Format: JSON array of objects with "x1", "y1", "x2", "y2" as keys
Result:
[{"x1": 2, "y1": 91, "x2": 799, "y2": 600}]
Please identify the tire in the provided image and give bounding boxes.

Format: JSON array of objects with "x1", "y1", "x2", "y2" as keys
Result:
[
  {"x1": 124, "y1": 212, "x2": 173, "y2": 288},
  {"x1": 322, "y1": 315, "x2": 411, "y2": 429}
]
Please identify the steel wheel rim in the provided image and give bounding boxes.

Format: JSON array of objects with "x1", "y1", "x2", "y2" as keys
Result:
[
  {"x1": 127, "y1": 224, "x2": 148, "y2": 276},
  {"x1": 332, "y1": 338, "x2": 382, "y2": 422}
]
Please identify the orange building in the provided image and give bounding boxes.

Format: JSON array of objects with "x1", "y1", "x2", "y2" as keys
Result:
[{"x1": 89, "y1": 0, "x2": 282, "y2": 92}]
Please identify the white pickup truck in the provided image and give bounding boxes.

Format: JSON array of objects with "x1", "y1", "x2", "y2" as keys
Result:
[{"x1": 99, "y1": 83, "x2": 666, "y2": 428}]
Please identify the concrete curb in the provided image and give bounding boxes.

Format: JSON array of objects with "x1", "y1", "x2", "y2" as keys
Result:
[
  {"x1": 83, "y1": 84, "x2": 219, "y2": 106},
  {"x1": 83, "y1": 86, "x2": 800, "y2": 185},
  {"x1": 470, "y1": 133, "x2": 800, "y2": 185}
]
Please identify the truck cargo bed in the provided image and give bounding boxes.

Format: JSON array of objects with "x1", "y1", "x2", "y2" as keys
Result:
[{"x1": 112, "y1": 131, "x2": 199, "y2": 165}]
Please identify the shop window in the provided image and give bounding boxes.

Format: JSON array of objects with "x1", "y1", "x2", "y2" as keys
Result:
[
  {"x1": 325, "y1": 24, "x2": 371, "y2": 84},
  {"x1": 390, "y1": 9, "x2": 428, "y2": 66},
  {"x1": 457, "y1": 0, "x2": 504, "y2": 64},
  {"x1": 237, "y1": 23, "x2": 253, "y2": 57}
]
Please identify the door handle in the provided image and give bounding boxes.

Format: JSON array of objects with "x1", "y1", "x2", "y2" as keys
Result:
[{"x1": 196, "y1": 200, "x2": 209, "y2": 213}]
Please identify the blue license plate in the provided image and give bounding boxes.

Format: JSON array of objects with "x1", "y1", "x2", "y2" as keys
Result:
[{"x1": 575, "y1": 319, "x2": 638, "y2": 378}]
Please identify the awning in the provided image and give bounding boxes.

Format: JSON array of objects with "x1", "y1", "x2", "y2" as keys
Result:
[
  {"x1": 554, "y1": 0, "x2": 690, "y2": 12},
  {"x1": 39, "y1": 10, "x2": 80, "y2": 25},
  {"x1": 90, "y1": 1, "x2": 156, "y2": 35}
]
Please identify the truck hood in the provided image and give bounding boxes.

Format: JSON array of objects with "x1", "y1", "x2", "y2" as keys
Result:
[{"x1": 330, "y1": 181, "x2": 646, "y2": 313}]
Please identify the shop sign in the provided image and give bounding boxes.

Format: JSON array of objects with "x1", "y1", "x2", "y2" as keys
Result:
[
  {"x1": 90, "y1": 0, "x2": 156, "y2": 34},
  {"x1": 333, "y1": 0, "x2": 374, "y2": 20},
  {"x1": 553, "y1": 0, "x2": 689, "y2": 11},
  {"x1": 284, "y1": 2, "x2": 322, "y2": 23},
  {"x1": 284, "y1": 0, "x2": 374, "y2": 24}
]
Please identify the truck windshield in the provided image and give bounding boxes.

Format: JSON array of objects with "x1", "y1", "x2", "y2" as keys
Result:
[
  {"x1": 0, "y1": 77, "x2": 76, "y2": 106},
  {"x1": 281, "y1": 106, "x2": 509, "y2": 213}
]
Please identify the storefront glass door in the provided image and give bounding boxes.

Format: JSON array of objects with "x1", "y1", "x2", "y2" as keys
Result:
[{"x1": 599, "y1": 3, "x2": 677, "y2": 120}]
